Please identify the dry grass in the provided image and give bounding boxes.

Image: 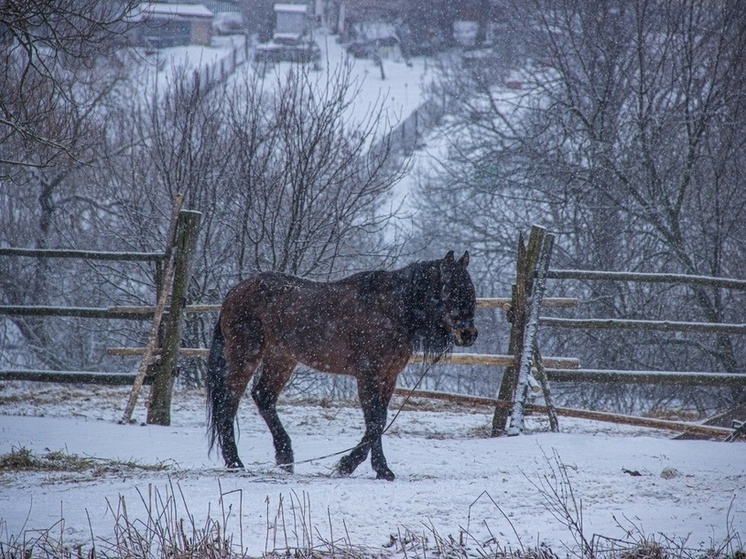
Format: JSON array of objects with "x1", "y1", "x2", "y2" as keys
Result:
[
  {"x1": 521, "y1": 450, "x2": 744, "y2": 559},
  {"x1": 1, "y1": 476, "x2": 742, "y2": 559},
  {"x1": 0, "y1": 447, "x2": 170, "y2": 476}
]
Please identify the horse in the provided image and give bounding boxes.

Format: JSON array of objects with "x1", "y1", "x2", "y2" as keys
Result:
[{"x1": 205, "y1": 250, "x2": 478, "y2": 480}]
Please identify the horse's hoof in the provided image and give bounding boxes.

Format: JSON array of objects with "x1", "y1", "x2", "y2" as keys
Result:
[
  {"x1": 376, "y1": 469, "x2": 395, "y2": 481},
  {"x1": 335, "y1": 460, "x2": 357, "y2": 477},
  {"x1": 336, "y1": 465, "x2": 353, "y2": 477},
  {"x1": 336, "y1": 458, "x2": 355, "y2": 477}
]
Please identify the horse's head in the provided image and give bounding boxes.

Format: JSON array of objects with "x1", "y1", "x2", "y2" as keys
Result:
[{"x1": 439, "y1": 250, "x2": 478, "y2": 347}]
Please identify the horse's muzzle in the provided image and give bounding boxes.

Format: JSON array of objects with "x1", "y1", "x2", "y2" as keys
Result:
[{"x1": 452, "y1": 321, "x2": 478, "y2": 347}]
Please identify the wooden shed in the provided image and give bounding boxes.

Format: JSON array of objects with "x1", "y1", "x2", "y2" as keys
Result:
[{"x1": 129, "y1": 2, "x2": 215, "y2": 48}]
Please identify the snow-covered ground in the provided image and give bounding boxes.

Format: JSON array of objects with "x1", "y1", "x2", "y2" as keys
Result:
[
  {"x1": 135, "y1": 29, "x2": 431, "y2": 128},
  {"x1": 314, "y1": 30, "x2": 432, "y2": 128},
  {"x1": 1, "y1": 383, "x2": 743, "y2": 556}
]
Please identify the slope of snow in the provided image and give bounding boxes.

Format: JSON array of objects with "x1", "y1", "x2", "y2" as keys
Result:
[
  {"x1": 1, "y1": 384, "x2": 743, "y2": 556},
  {"x1": 133, "y1": 30, "x2": 432, "y2": 128}
]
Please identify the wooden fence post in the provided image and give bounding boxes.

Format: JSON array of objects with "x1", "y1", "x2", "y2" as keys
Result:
[
  {"x1": 491, "y1": 235, "x2": 526, "y2": 435},
  {"x1": 147, "y1": 210, "x2": 202, "y2": 426},
  {"x1": 533, "y1": 342, "x2": 559, "y2": 432},
  {"x1": 492, "y1": 226, "x2": 547, "y2": 435},
  {"x1": 507, "y1": 231, "x2": 554, "y2": 435}
]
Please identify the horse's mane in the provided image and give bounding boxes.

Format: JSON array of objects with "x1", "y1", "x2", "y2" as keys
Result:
[
  {"x1": 334, "y1": 258, "x2": 459, "y2": 360},
  {"x1": 396, "y1": 259, "x2": 453, "y2": 361}
]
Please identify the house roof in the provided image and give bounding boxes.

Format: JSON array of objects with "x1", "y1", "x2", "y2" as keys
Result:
[
  {"x1": 274, "y1": 3, "x2": 308, "y2": 13},
  {"x1": 273, "y1": 32, "x2": 304, "y2": 41},
  {"x1": 129, "y1": 2, "x2": 214, "y2": 22}
]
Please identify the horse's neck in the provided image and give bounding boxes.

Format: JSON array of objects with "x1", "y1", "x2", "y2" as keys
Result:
[{"x1": 401, "y1": 260, "x2": 437, "y2": 314}]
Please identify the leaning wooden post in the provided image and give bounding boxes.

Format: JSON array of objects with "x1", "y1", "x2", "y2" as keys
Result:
[
  {"x1": 147, "y1": 210, "x2": 202, "y2": 426},
  {"x1": 121, "y1": 195, "x2": 184, "y2": 424},
  {"x1": 507, "y1": 231, "x2": 554, "y2": 436},
  {"x1": 533, "y1": 341, "x2": 559, "y2": 432},
  {"x1": 491, "y1": 226, "x2": 545, "y2": 436}
]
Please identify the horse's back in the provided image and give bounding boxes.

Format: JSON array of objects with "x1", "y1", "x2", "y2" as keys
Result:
[
  {"x1": 222, "y1": 271, "x2": 310, "y2": 310},
  {"x1": 220, "y1": 269, "x2": 411, "y2": 375},
  {"x1": 223, "y1": 269, "x2": 401, "y2": 314}
]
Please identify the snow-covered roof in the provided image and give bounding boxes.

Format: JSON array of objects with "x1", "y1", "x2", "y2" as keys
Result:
[
  {"x1": 274, "y1": 3, "x2": 308, "y2": 13},
  {"x1": 129, "y1": 2, "x2": 214, "y2": 22},
  {"x1": 273, "y1": 32, "x2": 304, "y2": 41}
]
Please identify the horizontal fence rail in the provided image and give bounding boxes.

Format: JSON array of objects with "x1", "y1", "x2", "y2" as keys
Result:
[
  {"x1": 106, "y1": 347, "x2": 581, "y2": 369},
  {"x1": 547, "y1": 269, "x2": 746, "y2": 291},
  {"x1": 0, "y1": 247, "x2": 165, "y2": 262},
  {"x1": 478, "y1": 297, "x2": 577, "y2": 309},
  {"x1": 544, "y1": 368, "x2": 746, "y2": 387},
  {"x1": 110, "y1": 298, "x2": 578, "y2": 315},
  {"x1": 541, "y1": 267, "x2": 746, "y2": 387},
  {"x1": 392, "y1": 388, "x2": 735, "y2": 439},
  {"x1": 0, "y1": 370, "x2": 154, "y2": 385},
  {"x1": 539, "y1": 317, "x2": 746, "y2": 335},
  {"x1": 0, "y1": 305, "x2": 155, "y2": 320},
  {"x1": 0, "y1": 298, "x2": 579, "y2": 320},
  {"x1": 410, "y1": 352, "x2": 578, "y2": 368}
]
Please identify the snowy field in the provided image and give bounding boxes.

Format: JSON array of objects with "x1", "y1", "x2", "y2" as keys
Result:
[
  {"x1": 130, "y1": 29, "x2": 434, "y2": 240},
  {"x1": 136, "y1": 29, "x2": 432, "y2": 128},
  {"x1": 0, "y1": 382, "x2": 744, "y2": 557}
]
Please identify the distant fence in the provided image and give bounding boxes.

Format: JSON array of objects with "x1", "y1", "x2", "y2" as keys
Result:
[
  {"x1": 383, "y1": 98, "x2": 444, "y2": 157},
  {"x1": 193, "y1": 36, "x2": 250, "y2": 90}
]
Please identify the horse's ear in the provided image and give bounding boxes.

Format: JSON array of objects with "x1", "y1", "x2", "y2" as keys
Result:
[
  {"x1": 459, "y1": 251, "x2": 470, "y2": 267},
  {"x1": 440, "y1": 251, "x2": 455, "y2": 282}
]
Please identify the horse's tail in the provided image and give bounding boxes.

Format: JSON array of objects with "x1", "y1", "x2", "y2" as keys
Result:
[{"x1": 205, "y1": 315, "x2": 228, "y2": 456}]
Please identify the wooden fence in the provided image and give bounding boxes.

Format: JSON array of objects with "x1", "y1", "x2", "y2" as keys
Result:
[
  {"x1": 539, "y1": 269, "x2": 746, "y2": 385},
  {"x1": 104, "y1": 299, "x2": 581, "y2": 374},
  {"x1": 0, "y1": 198, "x2": 202, "y2": 426},
  {"x1": 487, "y1": 225, "x2": 746, "y2": 440},
  {"x1": 3, "y1": 219, "x2": 744, "y2": 439}
]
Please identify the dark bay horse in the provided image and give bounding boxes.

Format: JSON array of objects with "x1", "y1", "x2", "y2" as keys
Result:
[{"x1": 206, "y1": 251, "x2": 478, "y2": 480}]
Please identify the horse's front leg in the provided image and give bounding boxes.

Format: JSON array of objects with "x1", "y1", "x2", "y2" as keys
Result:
[
  {"x1": 337, "y1": 373, "x2": 395, "y2": 480},
  {"x1": 367, "y1": 395, "x2": 394, "y2": 481}
]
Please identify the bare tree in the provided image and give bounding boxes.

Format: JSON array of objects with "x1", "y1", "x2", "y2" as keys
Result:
[
  {"x1": 0, "y1": 0, "x2": 138, "y2": 175},
  {"x1": 0, "y1": 2, "x2": 145, "y2": 371},
  {"x1": 90, "y1": 59, "x2": 409, "y2": 384},
  {"x1": 221, "y1": 61, "x2": 407, "y2": 279},
  {"x1": 415, "y1": 0, "x2": 746, "y2": 409}
]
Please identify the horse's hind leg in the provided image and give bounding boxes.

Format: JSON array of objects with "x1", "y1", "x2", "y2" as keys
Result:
[
  {"x1": 251, "y1": 351, "x2": 296, "y2": 472},
  {"x1": 219, "y1": 327, "x2": 263, "y2": 469}
]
